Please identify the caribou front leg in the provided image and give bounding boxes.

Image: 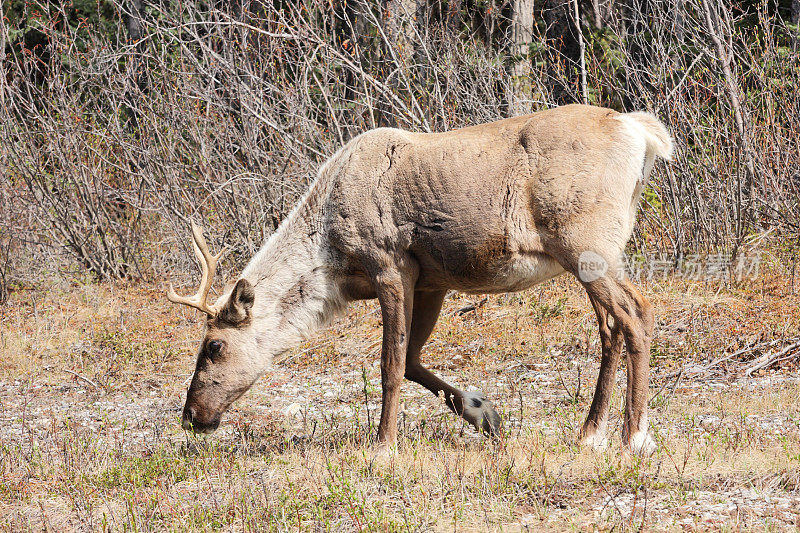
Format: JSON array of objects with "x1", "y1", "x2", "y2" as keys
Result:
[
  {"x1": 404, "y1": 290, "x2": 502, "y2": 435},
  {"x1": 374, "y1": 265, "x2": 417, "y2": 448}
]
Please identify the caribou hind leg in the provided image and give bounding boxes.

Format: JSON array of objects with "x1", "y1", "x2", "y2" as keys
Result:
[
  {"x1": 580, "y1": 276, "x2": 655, "y2": 455},
  {"x1": 579, "y1": 297, "x2": 624, "y2": 450},
  {"x1": 403, "y1": 290, "x2": 502, "y2": 436},
  {"x1": 617, "y1": 280, "x2": 655, "y2": 454},
  {"x1": 548, "y1": 238, "x2": 655, "y2": 455}
]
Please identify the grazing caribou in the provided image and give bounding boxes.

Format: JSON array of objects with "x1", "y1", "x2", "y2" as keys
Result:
[{"x1": 168, "y1": 104, "x2": 672, "y2": 455}]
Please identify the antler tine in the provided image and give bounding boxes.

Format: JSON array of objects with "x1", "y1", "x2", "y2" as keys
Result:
[
  {"x1": 166, "y1": 222, "x2": 226, "y2": 317},
  {"x1": 190, "y1": 221, "x2": 227, "y2": 313}
]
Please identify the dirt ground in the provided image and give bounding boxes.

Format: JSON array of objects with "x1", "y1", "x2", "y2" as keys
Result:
[{"x1": 1, "y1": 257, "x2": 800, "y2": 531}]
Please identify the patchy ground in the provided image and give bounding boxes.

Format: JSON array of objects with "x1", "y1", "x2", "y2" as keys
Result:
[{"x1": 1, "y1": 259, "x2": 800, "y2": 531}]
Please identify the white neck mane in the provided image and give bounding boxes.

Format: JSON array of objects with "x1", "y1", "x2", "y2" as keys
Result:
[{"x1": 235, "y1": 162, "x2": 347, "y2": 357}]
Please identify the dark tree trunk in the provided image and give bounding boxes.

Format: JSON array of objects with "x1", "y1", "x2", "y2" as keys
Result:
[
  {"x1": 124, "y1": 0, "x2": 146, "y2": 129},
  {"x1": 380, "y1": 0, "x2": 403, "y2": 126},
  {"x1": 542, "y1": 0, "x2": 582, "y2": 105},
  {"x1": 621, "y1": 0, "x2": 654, "y2": 109},
  {"x1": 336, "y1": 0, "x2": 374, "y2": 137},
  {"x1": 125, "y1": 0, "x2": 144, "y2": 46},
  {"x1": 590, "y1": 0, "x2": 613, "y2": 28},
  {"x1": 447, "y1": 0, "x2": 463, "y2": 33}
]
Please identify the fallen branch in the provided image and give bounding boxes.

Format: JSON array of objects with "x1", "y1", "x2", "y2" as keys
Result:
[
  {"x1": 659, "y1": 339, "x2": 780, "y2": 380},
  {"x1": 454, "y1": 297, "x2": 488, "y2": 316},
  {"x1": 650, "y1": 365, "x2": 684, "y2": 405},
  {"x1": 744, "y1": 340, "x2": 800, "y2": 377},
  {"x1": 64, "y1": 369, "x2": 100, "y2": 389}
]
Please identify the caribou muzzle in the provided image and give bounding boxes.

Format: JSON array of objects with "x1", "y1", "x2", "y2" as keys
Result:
[{"x1": 181, "y1": 402, "x2": 221, "y2": 434}]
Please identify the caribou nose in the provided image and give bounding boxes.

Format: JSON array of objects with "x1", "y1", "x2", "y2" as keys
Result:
[{"x1": 182, "y1": 406, "x2": 196, "y2": 431}]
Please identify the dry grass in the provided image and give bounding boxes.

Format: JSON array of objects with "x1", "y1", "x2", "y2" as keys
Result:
[{"x1": 2, "y1": 257, "x2": 800, "y2": 531}]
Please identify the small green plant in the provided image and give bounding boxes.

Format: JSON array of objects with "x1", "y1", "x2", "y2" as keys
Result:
[{"x1": 532, "y1": 297, "x2": 567, "y2": 320}]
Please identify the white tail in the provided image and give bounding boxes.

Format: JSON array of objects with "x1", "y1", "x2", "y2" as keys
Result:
[{"x1": 623, "y1": 111, "x2": 674, "y2": 161}]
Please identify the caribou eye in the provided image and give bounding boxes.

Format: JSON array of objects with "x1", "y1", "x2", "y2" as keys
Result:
[{"x1": 207, "y1": 340, "x2": 224, "y2": 359}]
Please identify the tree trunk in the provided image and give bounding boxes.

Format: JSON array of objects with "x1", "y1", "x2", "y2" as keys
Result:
[
  {"x1": 381, "y1": 0, "x2": 419, "y2": 67},
  {"x1": 543, "y1": 0, "x2": 582, "y2": 105},
  {"x1": 590, "y1": 0, "x2": 613, "y2": 28},
  {"x1": 792, "y1": 0, "x2": 800, "y2": 50},
  {"x1": 124, "y1": 0, "x2": 146, "y2": 129},
  {"x1": 336, "y1": 0, "x2": 373, "y2": 137},
  {"x1": 379, "y1": 0, "x2": 419, "y2": 126},
  {"x1": 701, "y1": 0, "x2": 757, "y2": 247},
  {"x1": 621, "y1": 0, "x2": 653, "y2": 109},
  {"x1": 507, "y1": 0, "x2": 535, "y2": 114},
  {"x1": 574, "y1": 0, "x2": 588, "y2": 104},
  {"x1": 447, "y1": 0, "x2": 463, "y2": 34}
]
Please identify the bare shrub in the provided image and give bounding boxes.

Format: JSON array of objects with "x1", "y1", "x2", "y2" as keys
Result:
[{"x1": 0, "y1": 0, "x2": 798, "y2": 285}]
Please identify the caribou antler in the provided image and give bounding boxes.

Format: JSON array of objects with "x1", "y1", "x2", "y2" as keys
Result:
[{"x1": 167, "y1": 222, "x2": 226, "y2": 317}]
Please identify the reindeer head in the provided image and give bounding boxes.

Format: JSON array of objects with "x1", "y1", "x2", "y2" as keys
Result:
[{"x1": 167, "y1": 223, "x2": 262, "y2": 434}]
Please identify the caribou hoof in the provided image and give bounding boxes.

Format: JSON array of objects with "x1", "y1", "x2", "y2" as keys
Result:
[
  {"x1": 371, "y1": 441, "x2": 398, "y2": 462},
  {"x1": 579, "y1": 432, "x2": 608, "y2": 451},
  {"x1": 627, "y1": 431, "x2": 657, "y2": 456},
  {"x1": 461, "y1": 391, "x2": 502, "y2": 436}
]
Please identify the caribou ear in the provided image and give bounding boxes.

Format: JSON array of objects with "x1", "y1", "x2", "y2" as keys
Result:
[{"x1": 218, "y1": 279, "x2": 255, "y2": 325}]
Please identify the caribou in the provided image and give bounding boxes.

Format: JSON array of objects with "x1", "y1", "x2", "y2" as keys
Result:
[{"x1": 168, "y1": 104, "x2": 672, "y2": 455}]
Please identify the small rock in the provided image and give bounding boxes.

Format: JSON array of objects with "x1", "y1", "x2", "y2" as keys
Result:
[{"x1": 282, "y1": 403, "x2": 302, "y2": 418}]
